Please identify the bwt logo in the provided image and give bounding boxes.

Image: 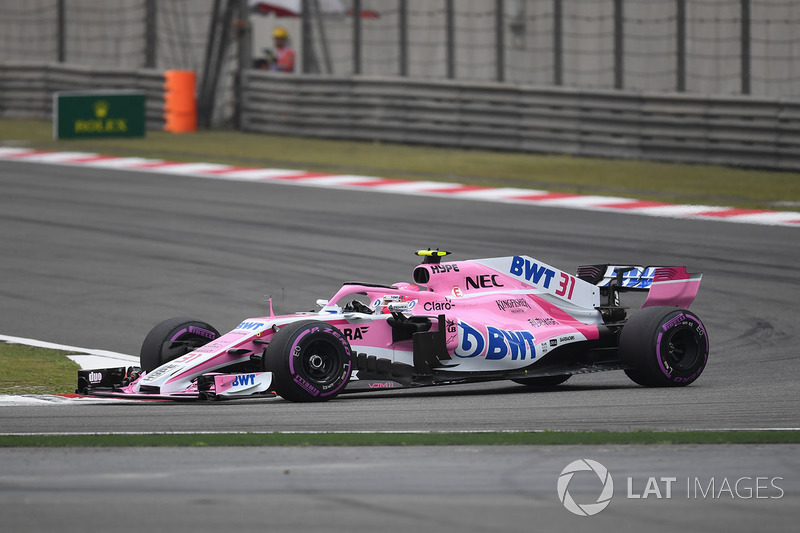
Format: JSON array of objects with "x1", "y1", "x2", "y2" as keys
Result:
[
  {"x1": 231, "y1": 374, "x2": 256, "y2": 387},
  {"x1": 557, "y1": 459, "x2": 614, "y2": 517},
  {"x1": 236, "y1": 321, "x2": 264, "y2": 331},
  {"x1": 510, "y1": 256, "x2": 556, "y2": 288},
  {"x1": 454, "y1": 321, "x2": 535, "y2": 360}
]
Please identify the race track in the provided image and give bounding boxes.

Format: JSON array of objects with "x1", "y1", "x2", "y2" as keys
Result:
[
  {"x1": 1, "y1": 159, "x2": 799, "y2": 431},
  {"x1": 1, "y1": 159, "x2": 799, "y2": 531}
]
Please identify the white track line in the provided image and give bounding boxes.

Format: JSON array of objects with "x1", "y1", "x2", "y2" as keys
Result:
[
  {"x1": 0, "y1": 334, "x2": 137, "y2": 369},
  {"x1": 1, "y1": 428, "x2": 797, "y2": 436},
  {"x1": 2, "y1": 147, "x2": 798, "y2": 227}
]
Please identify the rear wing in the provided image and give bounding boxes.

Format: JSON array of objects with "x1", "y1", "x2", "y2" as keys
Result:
[{"x1": 577, "y1": 264, "x2": 702, "y2": 309}]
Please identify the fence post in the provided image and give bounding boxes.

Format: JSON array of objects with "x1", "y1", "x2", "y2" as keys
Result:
[
  {"x1": 57, "y1": 0, "x2": 66, "y2": 62},
  {"x1": 353, "y1": 0, "x2": 362, "y2": 75},
  {"x1": 399, "y1": 0, "x2": 408, "y2": 76},
  {"x1": 553, "y1": 0, "x2": 562, "y2": 85},
  {"x1": 235, "y1": 0, "x2": 251, "y2": 129},
  {"x1": 301, "y1": 0, "x2": 313, "y2": 73},
  {"x1": 145, "y1": 0, "x2": 157, "y2": 68},
  {"x1": 741, "y1": 0, "x2": 751, "y2": 95},
  {"x1": 614, "y1": 0, "x2": 624, "y2": 89},
  {"x1": 446, "y1": 0, "x2": 455, "y2": 79},
  {"x1": 676, "y1": 0, "x2": 686, "y2": 92},
  {"x1": 495, "y1": 0, "x2": 505, "y2": 82}
]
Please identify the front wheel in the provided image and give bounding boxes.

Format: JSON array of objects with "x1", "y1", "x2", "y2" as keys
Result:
[
  {"x1": 140, "y1": 317, "x2": 219, "y2": 372},
  {"x1": 620, "y1": 307, "x2": 709, "y2": 387},
  {"x1": 264, "y1": 320, "x2": 353, "y2": 402}
]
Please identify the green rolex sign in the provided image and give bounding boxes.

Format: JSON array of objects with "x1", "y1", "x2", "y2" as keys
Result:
[{"x1": 54, "y1": 91, "x2": 146, "y2": 139}]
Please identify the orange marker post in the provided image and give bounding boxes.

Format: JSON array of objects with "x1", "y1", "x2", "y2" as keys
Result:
[{"x1": 163, "y1": 70, "x2": 197, "y2": 133}]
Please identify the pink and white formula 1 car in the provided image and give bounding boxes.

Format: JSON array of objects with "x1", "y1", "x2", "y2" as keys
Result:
[{"x1": 78, "y1": 250, "x2": 709, "y2": 402}]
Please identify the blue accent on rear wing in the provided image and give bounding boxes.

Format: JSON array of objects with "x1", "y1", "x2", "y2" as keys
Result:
[{"x1": 577, "y1": 265, "x2": 662, "y2": 290}]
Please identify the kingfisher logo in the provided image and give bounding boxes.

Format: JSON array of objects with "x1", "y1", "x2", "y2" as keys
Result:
[{"x1": 557, "y1": 459, "x2": 614, "y2": 517}]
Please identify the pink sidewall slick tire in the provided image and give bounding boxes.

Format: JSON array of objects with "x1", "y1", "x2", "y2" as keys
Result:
[
  {"x1": 620, "y1": 307, "x2": 709, "y2": 387},
  {"x1": 264, "y1": 320, "x2": 353, "y2": 402},
  {"x1": 140, "y1": 317, "x2": 220, "y2": 373}
]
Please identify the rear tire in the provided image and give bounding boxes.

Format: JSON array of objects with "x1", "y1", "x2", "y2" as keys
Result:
[
  {"x1": 264, "y1": 320, "x2": 353, "y2": 402},
  {"x1": 620, "y1": 307, "x2": 708, "y2": 387},
  {"x1": 140, "y1": 317, "x2": 219, "y2": 372},
  {"x1": 512, "y1": 374, "x2": 571, "y2": 387}
]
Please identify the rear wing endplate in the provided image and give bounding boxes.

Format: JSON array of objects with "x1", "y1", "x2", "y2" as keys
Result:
[{"x1": 577, "y1": 264, "x2": 702, "y2": 309}]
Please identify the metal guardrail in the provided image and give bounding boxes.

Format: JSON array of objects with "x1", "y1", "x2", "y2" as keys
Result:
[
  {"x1": 2, "y1": 63, "x2": 799, "y2": 171},
  {"x1": 0, "y1": 62, "x2": 165, "y2": 129},
  {"x1": 241, "y1": 71, "x2": 800, "y2": 171}
]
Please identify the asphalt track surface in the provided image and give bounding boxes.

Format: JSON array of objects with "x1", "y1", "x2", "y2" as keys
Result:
[
  {"x1": 1, "y1": 159, "x2": 799, "y2": 531},
  {"x1": 1, "y1": 445, "x2": 797, "y2": 533}
]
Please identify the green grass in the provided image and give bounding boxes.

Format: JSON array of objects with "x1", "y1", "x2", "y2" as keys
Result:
[
  {"x1": 2, "y1": 118, "x2": 800, "y2": 210},
  {"x1": 0, "y1": 341, "x2": 796, "y2": 446},
  {"x1": 0, "y1": 343, "x2": 80, "y2": 396},
  {"x1": 1, "y1": 430, "x2": 798, "y2": 447}
]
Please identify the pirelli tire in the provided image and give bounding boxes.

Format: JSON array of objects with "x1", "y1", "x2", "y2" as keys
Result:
[
  {"x1": 264, "y1": 320, "x2": 353, "y2": 402},
  {"x1": 620, "y1": 307, "x2": 709, "y2": 387},
  {"x1": 140, "y1": 317, "x2": 220, "y2": 372}
]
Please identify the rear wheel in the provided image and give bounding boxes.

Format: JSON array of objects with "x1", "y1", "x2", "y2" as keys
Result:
[
  {"x1": 620, "y1": 307, "x2": 708, "y2": 387},
  {"x1": 512, "y1": 374, "x2": 571, "y2": 387},
  {"x1": 264, "y1": 320, "x2": 353, "y2": 402},
  {"x1": 140, "y1": 317, "x2": 219, "y2": 372}
]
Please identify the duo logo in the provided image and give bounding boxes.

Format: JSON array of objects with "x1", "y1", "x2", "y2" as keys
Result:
[
  {"x1": 231, "y1": 374, "x2": 256, "y2": 387},
  {"x1": 454, "y1": 321, "x2": 536, "y2": 360}
]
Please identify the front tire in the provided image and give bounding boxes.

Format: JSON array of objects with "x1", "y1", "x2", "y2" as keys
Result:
[
  {"x1": 264, "y1": 320, "x2": 353, "y2": 402},
  {"x1": 140, "y1": 317, "x2": 220, "y2": 372},
  {"x1": 620, "y1": 307, "x2": 708, "y2": 387}
]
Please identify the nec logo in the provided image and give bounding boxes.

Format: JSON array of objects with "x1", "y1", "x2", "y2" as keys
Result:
[
  {"x1": 343, "y1": 326, "x2": 370, "y2": 340},
  {"x1": 465, "y1": 274, "x2": 504, "y2": 290},
  {"x1": 231, "y1": 374, "x2": 256, "y2": 387}
]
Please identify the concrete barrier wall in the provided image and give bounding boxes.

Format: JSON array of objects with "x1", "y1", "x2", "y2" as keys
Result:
[
  {"x1": 3, "y1": 62, "x2": 799, "y2": 171},
  {"x1": 0, "y1": 62, "x2": 165, "y2": 129},
  {"x1": 241, "y1": 71, "x2": 800, "y2": 170}
]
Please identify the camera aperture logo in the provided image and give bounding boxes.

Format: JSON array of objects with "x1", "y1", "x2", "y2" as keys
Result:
[
  {"x1": 557, "y1": 459, "x2": 614, "y2": 516},
  {"x1": 557, "y1": 459, "x2": 786, "y2": 517}
]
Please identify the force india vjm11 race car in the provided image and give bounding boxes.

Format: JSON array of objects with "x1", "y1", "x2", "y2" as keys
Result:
[{"x1": 78, "y1": 250, "x2": 709, "y2": 402}]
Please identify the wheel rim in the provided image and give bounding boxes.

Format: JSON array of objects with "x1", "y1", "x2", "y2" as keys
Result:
[
  {"x1": 165, "y1": 329, "x2": 214, "y2": 359},
  {"x1": 301, "y1": 340, "x2": 341, "y2": 383},
  {"x1": 663, "y1": 326, "x2": 700, "y2": 371}
]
